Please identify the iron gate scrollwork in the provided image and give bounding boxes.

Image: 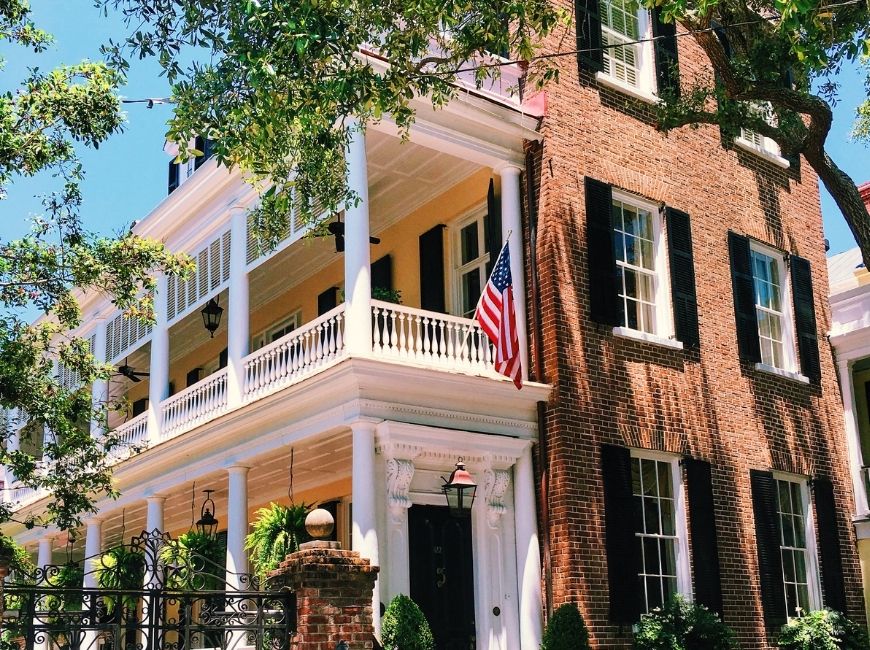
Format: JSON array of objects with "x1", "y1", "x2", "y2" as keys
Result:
[{"x1": 0, "y1": 530, "x2": 296, "y2": 650}]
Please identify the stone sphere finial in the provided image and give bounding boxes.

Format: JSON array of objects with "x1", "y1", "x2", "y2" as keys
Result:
[{"x1": 305, "y1": 508, "x2": 335, "y2": 540}]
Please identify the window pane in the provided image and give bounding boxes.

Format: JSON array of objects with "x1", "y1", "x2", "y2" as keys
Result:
[
  {"x1": 657, "y1": 462, "x2": 672, "y2": 498},
  {"x1": 641, "y1": 459, "x2": 657, "y2": 495},
  {"x1": 631, "y1": 457, "x2": 641, "y2": 493},
  {"x1": 663, "y1": 577, "x2": 678, "y2": 604},
  {"x1": 660, "y1": 539, "x2": 676, "y2": 576},
  {"x1": 660, "y1": 499, "x2": 675, "y2": 536},
  {"x1": 461, "y1": 270, "x2": 481, "y2": 316},
  {"x1": 624, "y1": 269, "x2": 638, "y2": 298},
  {"x1": 482, "y1": 214, "x2": 491, "y2": 253},
  {"x1": 793, "y1": 547, "x2": 807, "y2": 583},
  {"x1": 644, "y1": 497, "x2": 661, "y2": 534},
  {"x1": 643, "y1": 537, "x2": 660, "y2": 574},
  {"x1": 797, "y1": 584, "x2": 810, "y2": 615},
  {"x1": 646, "y1": 576, "x2": 664, "y2": 610},
  {"x1": 782, "y1": 549, "x2": 796, "y2": 582},
  {"x1": 460, "y1": 223, "x2": 479, "y2": 265}
]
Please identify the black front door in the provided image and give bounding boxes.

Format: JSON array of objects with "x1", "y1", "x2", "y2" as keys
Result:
[{"x1": 408, "y1": 505, "x2": 476, "y2": 649}]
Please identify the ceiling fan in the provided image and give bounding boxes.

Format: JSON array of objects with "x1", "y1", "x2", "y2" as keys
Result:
[
  {"x1": 115, "y1": 358, "x2": 150, "y2": 383},
  {"x1": 323, "y1": 215, "x2": 380, "y2": 253}
]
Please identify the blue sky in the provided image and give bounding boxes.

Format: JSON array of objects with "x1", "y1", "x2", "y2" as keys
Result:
[{"x1": 1, "y1": 2, "x2": 868, "y2": 255}]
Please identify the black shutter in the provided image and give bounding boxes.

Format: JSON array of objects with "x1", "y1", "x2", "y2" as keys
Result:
[
  {"x1": 168, "y1": 160, "x2": 180, "y2": 195},
  {"x1": 218, "y1": 348, "x2": 228, "y2": 370},
  {"x1": 602, "y1": 444, "x2": 641, "y2": 624},
  {"x1": 419, "y1": 226, "x2": 446, "y2": 312},
  {"x1": 186, "y1": 368, "x2": 203, "y2": 388},
  {"x1": 750, "y1": 469, "x2": 787, "y2": 626},
  {"x1": 585, "y1": 177, "x2": 621, "y2": 325},
  {"x1": 371, "y1": 255, "x2": 393, "y2": 292},
  {"x1": 317, "y1": 287, "x2": 339, "y2": 316},
  {"x1": 575, "y1": 0, "x2": 604, "y2": 72},
  {"x1": 194, "y1": 136, "x2": 206, "y2": 170},
  {"x1": 790, "y1": 255, "x2": 821, "y2": 381},
  {"x1": 652, "y1": 9, "x2": 680, "y2": 98},
  {"x1": 486, "y1": 179, "x2": 502, "y2": 277},
  {"x1": 813, "y1": 478, "x2": 847, "y2": 612},
  {"x1": 131, "y1": 398, "x2": 148, "y2": 417},
  {"x1": 685, "y1": 458, "x2": 723, "y2": 614},
  {"x1": 728, "y1": 232, "x2": 762, "y2": 363},
  {"x1": 666, "y1": 207, "x2": 699, "y2": 348}
]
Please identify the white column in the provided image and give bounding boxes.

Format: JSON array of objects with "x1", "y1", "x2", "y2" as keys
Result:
[
  {"x1": 514, "y1": 445, "x2": 543, "y2": 648},
  {"x1": 498, "y1": 165, "x2": 529, "y2": 381},
  {"x1": 344, "y1": 122, "x2": 372, "y2": 356},
  {"x1": 148, "y1": 273, "x2": 170, "y2": 441},
  {"x1": 90, "y1": 319, "x2": 108, "y2": 437},
  {"x1": 83, "y1": 519, "x2": 103, "y2": 649},
  {"x1": 352, "y1": 421, "x2": 380, "y2": 637},
  {"x1": 144, "y1": 496, "x2": 165, "y2": 590},
  {"x1": 227, "y1": 212, "x2": 249, "y2": 408},
  {"x1": 34, "y1": 535, "x2": 54, "y2": 650},
  {"x1": 839, "y1": 359, "x2": 869, "y2": 516},
  {"x1": 226, "y1": 465, "x2": 250, "y2": 589}
]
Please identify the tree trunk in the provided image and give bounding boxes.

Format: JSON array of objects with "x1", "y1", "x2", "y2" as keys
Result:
[{"x1": 804, "y1": 148, "x2": 870, "y2": 265}]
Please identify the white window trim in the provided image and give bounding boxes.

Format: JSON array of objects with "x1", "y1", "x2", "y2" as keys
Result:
[
  {"x1": 448, "y1": 202, "x2": 489, "y2": 318},
  {"x1": 251, "y1": 310, "x2": 302, "y2": 351},
  {"x1": 597, "y1": 5, "x2": 658, "y2": 99},
  {"x1": 612, "y1": 190, "x2": 676, "y2": 340},
  {"x1": 630, "y1": 449, "x2": 694, "y2": 606},
  {"x1": 749, "y1": 241, "x2": 800, "y2": 375},
  {"x1": 772, "y1": 471, "x2": 824, "y2": 616},
  {"x1": 734, "y1": 136, "x2": 791, "y2": 169}
]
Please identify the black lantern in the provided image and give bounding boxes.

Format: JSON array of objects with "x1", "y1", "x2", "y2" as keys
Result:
[
  {"x1": 200, "y1": 297, "x2": 223, "y2": 338},
  {"x1": 441, "y1": 458, "x2": 477, "y2": 517},
  {"x1": 196, "y1": 489, "x2": 219, "y2": 537}
]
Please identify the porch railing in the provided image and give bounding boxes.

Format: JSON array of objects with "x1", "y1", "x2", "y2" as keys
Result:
[
  {"x1": 371, "y1": 300, "x2": 495, "y2": 374},
  {"x1": 244, "y1": 304, "x2": 346, "y2": 401},
  {"x1": 160, "y1": 368, "x2": 229, "y2": 440},
  {"x1": 115, "y1": 411, "x2": 149, "y2": 451}
]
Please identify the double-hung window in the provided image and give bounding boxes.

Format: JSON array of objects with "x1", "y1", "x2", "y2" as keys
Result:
[
  {"x1": 735, "y1": 103, "x2": 790, "y2": 168},
  {"x1": 631, "y1": 451, "x2": 691, "y2": 612},
  {"x1": 600, "y1": 0, "x2": 655, "y2": 95},
  {"x1": 612, "y1": 193, "x2": 674, "y2": 339},
  {"x1": 774, "y1": 475, "x2": 821, "y2": 619},
  {"x1": 750, "y1": 244, "x2": 797, "y2": 373},
  {"x1": 453, "y1": 212, "x2": 491, "y2": 318}
]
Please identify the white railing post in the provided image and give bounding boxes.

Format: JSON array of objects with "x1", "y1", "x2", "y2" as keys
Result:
[
  {"x1": 148, "y1": 274, "x2": 170, "y2": 442},
  {"x1": 90, "y1": 319, "x2": 108, "y2": 438},
  {"x1": 344, "y1": 120, "x2": 372, "y2": 356},
  {"x1": 838, "y1": 359, "x2": 870, "y2": 516},
  {"x1": 497, "y1": 164, "x2": 529, "y2": 382},
  {"x1": 227, "y1": 210, "x2": 249, "y2": 409}
]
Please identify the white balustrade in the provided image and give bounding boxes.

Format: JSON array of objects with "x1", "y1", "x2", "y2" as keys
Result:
[
  {"x1": 111, "y1": 411, "x2": 149, "y2": 457},
  {"x1": 160, "y1": 368, "x2": 229, "y2": 440},
  {"x1": 371, "y1": 300, "x2": 495, "y2": 373},
  {"x1": 244, "y1": 305, "x2": 346, "y2": 400}
]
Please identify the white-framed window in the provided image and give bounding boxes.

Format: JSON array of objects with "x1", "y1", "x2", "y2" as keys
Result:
[
  {"x1": 451, "y1": 210, "x2": 491, "y2": 318},
  {"x1": 600, "y1": 0, "x2": 656, "y2": 94},
  {"x1": 612, "y1": 192, "x2": 674, "y2": 338},
  {"x1": 750, "y1": 243, "x2": 797, "y2": 372},
  {"x1": 773, "y1": 473, "x2": 822, "y2": 619},
  {"x1": 251, "y1": 311, "x2": 302, "y2": 351},
  {"x1": 735, "y1": 103, "x2": 790, "y2": 168},
  {"x1": 631, "y1": 450, "x2": 692, "y2": 613}
]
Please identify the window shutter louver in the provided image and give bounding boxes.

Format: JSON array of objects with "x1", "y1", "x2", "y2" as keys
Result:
[
  {"x1": 131, "y1": 398, "x2": 148, "y2": 417},
  {"x1": 575, "y1": 0, "x2": 604, "y2": 73},
  {"x1": 652, "y1": 9, "x2": 680, "y2": 98},
  {"x1": 372, "y1": 255, "x2": 393, "y2": 292},
  {"x1": 585, "y1": 177, "x2": 621, "y2": 325},
  {"x1": 813, "y1": 478, "x2": 847, "y2": 612},
  {"x1": 318, "y1": 287, "x2": 339, "y2": 316},
  {"x1": 486, "y1": 179, "x2": 502, "y2": 277},
  {"x1": 186, "y1": 368, "x2": 203, "y2": 388},
  {"x1": 419, "y1": 226, "x2": 446, "y2": 313},
  {"x1": 601, "y1": 443, "x2": 641, "y2": 624},
  {"x1": 194, "y1": 136, "x2": 206, "y2": 170},
  {"x1": 750, "y1": 469, "x2": 787, "y2": 626},
  {"x1": 728, "y1": 232, "x2": 762, "y2": 363},
  {"x1": 684, "y1": 458, "x2": 723, "y2": 614},
  {"x1": 666, "y1": 207, "x2": 700, "y2": 348},
  {"x1": 219, "y1": 348, "x2": 228, "y2": 370},
  {"x1": 168, "y1": 161, "x2": 180, "y2": 195},
  {"x1": 790, "y1": 255, "x2": 821, "y2": 381}
]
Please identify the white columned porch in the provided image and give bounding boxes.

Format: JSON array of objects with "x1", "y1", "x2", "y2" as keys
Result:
[
  {"x1": 148, "y1": 274, "x2": 170, "y2": 441},
  {"x1": 34, "y1": 535, "x2": 55, "y2": 650},
  {"x1": 351, "y1": 420, "x2": 380, "y2": 637},
  {"x1": 514, "y1": 444, "x2": 543, "y2": 648},
  {"x1": 83, "y1": 518, "x2": 103, "y2": 649},
  {"x1": 344, "y1": 121, "x2": 372, "y2": 356},
  {"x1": 225, "y1": 465, "x2": 250, "y2": 589},
  {"x1": 227, "y1": 211, "x2": 249, "y2": 408},
  {"x1": 90, "y1": 319, "x2": 108, "y2": 437},
  {"x1": 838, "y1": 359, "x2": 869, "y2": 516},
  {"x1": 497, "y1": 164, "x2": 529, "y2": 381}
]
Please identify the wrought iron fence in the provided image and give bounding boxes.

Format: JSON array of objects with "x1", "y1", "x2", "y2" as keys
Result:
[{"x1": 0, "y1": 530, "x2": 295, "y2": 650}]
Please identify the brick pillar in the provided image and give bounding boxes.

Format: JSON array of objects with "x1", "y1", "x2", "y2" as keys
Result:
[{"x1": 271, "y1": 546, "x2": 380, "y2": 650}]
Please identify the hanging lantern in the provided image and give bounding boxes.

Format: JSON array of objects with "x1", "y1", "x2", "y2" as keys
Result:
[
  {"x1": 200, "y1": 297, "x2": 223, "y2": 338},
  {"x1": 441, "y1": 458, "x2": 477, "y2": 517},
  {"x1": 196, "y1": 489, "x2": 219, "y2": 537}
]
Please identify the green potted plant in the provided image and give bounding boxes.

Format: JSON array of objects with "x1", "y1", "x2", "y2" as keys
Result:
[
  {"x1": 541, "y1": 603, "x2": 590, "y2": 650},
  {"x1": 245, "y1": 502, "x2": 310, "y2": 582},
  {"x1": 777, "y1": 609, "x2": 870, "y2": 649},
  {"x1": 159, "y1": 530, "x2": 224, "y2": 590},
  {"x1": 372, "y1": 287, "x2": 402, "y2": 304},
  {"x1": 94, "y1": 545, "x2": 145, "y2": 615},
  {"x1": 634, "y1": 596, "x2": 736, "y2": 650},
  {"x1": 382, "y1": 594, "x2": 435, "y2": 650}
]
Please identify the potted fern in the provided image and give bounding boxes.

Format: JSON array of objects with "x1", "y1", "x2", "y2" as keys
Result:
[
  {"x1": 245, "y1": 502, "x2": 310, "y2": 582},
  {"x1": 94, "y1": 545, "x2": 145, "y2": 617},
  {"x1": 159, "y1": 530, "x2": 225, "y2": 590}
]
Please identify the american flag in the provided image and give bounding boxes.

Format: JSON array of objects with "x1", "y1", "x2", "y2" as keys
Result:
[{"x1": 475, "y1": 242, "x2": 522, "y2": 389}]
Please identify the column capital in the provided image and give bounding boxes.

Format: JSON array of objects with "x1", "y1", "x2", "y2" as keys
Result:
[
  {"x1": 145, "y1": 494, "x2": 167, "y2": 504},
  {"x1": 350, "y1": 419, "x2": 379, "y2": 436},
  {"x1": 226, "y1": 464, "x2": 250, "y2": 476},
  {"x1": 493, "y1": 161, "x2": 524, "y2": 175},
  {"x1": 82, "y1": 516, "x2": 104, "y2": 527}
]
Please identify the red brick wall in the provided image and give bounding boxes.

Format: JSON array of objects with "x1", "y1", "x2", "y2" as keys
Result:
[{"x1": 527, "y1": 6, "x2": 865, "y2": 647}]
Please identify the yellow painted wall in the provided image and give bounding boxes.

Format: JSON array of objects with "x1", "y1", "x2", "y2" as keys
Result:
[
  {"x1": 860, "y1": 538, "x2": 870, "y2": 627},
  {"x1": 854, "y1": 369, "x2": 870, "y2": 462}
]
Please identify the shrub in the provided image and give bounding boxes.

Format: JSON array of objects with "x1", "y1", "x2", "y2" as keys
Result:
[
  {"x1": 778, "y1": 609, "x2": 870, "y2": 650},
  {"x1": 381, "y1": 594, "x2": 435, "y2": 650},
  {"x1": 634, "y1": 596, "x2": 736, "y2": 650},
  {"x1": 541, "y1": 603, "x2": 590, "y2": 650}
]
